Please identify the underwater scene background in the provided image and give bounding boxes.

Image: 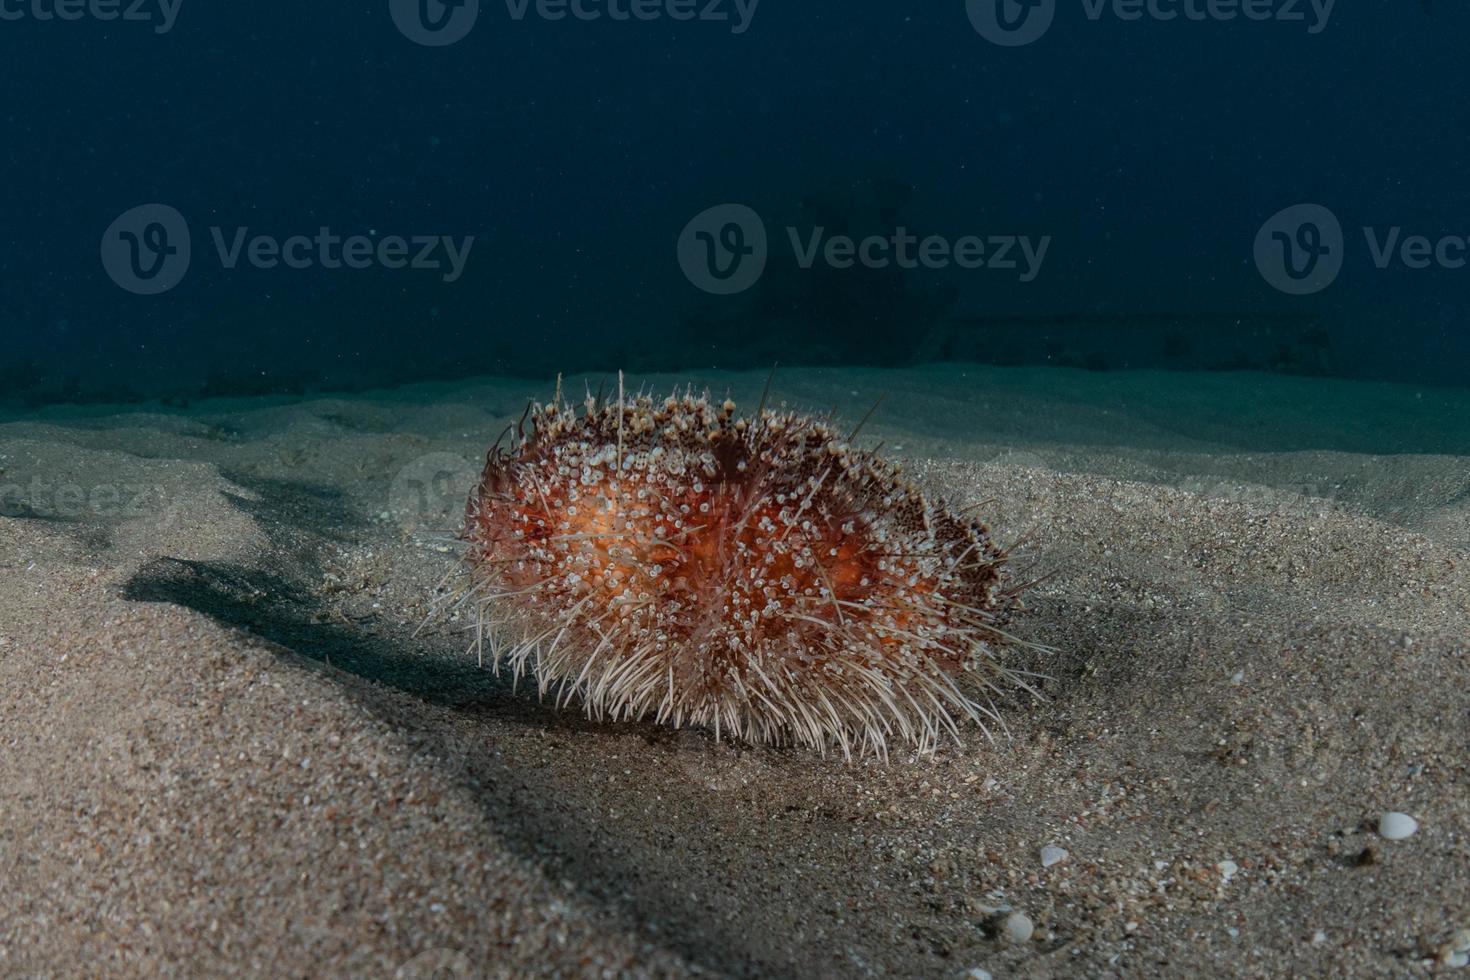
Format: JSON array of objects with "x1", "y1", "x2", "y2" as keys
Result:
[{"x1": 3, "y1": 4, "x2": 1470, "y2": 978}]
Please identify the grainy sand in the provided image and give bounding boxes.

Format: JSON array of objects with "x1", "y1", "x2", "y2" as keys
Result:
[{"x1": 1, "y1": 365, "x2": 1466, "y2": 979}]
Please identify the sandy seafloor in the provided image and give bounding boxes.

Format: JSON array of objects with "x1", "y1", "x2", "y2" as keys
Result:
[{"x1": 1, "y1": 364, "x2": 1467, "y2": 979}]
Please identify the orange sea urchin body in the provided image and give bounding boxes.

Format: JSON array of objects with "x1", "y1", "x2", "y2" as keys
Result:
[{"x1": 460, "y1": 383, "x2": 1029, "y2": 758}]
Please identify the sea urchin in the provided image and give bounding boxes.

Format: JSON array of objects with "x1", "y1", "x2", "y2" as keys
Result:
[{"x1": 457, "y1": 378, "x2": 1034, "y2": 758}]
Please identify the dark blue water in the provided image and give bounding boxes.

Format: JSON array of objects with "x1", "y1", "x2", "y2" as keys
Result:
[{"x1": 2, "y1": 0, "x2": 1466, "y2": 405}]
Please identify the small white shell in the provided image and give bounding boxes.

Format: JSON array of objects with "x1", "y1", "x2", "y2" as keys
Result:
[{"x1": 1378, "y1": 812, "x2": 1419, "y2": 840}]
